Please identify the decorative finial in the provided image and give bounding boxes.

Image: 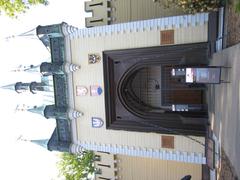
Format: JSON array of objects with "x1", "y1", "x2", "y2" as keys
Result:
[
  {"x1": 64, "y1": 63, "x2": 81, "y2": 73},
  {"x1": 68, "y1": 108, "x2": 83, "y2": 120},
  {"x1": 88, "y1": 53, "x2": 101, "y2": 64}
]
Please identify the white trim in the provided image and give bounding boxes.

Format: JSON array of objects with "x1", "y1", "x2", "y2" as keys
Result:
[
  {"x1": 72, "y1": 142, "x2": 206, "y2": 164},
  {"x1": 69, "y1": 13, "x2": 209, "y2": 39},
  {"x1": 62, "y1": 23, "x2": 78, "y2": 36},
  {"x1": 70, "y1": 143, "x2": 84, "y2": 153}
]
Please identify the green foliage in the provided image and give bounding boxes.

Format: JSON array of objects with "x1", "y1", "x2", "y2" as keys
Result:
[
  {"x1": 156, "y1": 0, "x2": 222, "y2": 13},
  {"x1": 0, "y1": 0, "x2": 48, "y2": 17},
  {"x1": 235, "y1": 0, "x2": 240, "y2": 13},
  {"x1": 57, "y1": 151, "x2": 95, "y2": 180},
  {"x1": 176, "y1": 0, "x2": 221, "y2": 13}
]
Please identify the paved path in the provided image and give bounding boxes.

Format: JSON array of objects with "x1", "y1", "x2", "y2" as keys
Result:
[{"x1": 208, "y1": 43, "x2": 240, "y2": 178}]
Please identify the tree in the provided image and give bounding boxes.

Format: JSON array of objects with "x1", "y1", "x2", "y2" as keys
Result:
[
  {"x1": 154, "y1": 0, "x2": 221, "y2": 14},
  {"x1": 57, "y1": 151, "x2": 95, "y2": 180},
  {"x1": 0, "y1": 0, "x2": 48, "y2": 17}
]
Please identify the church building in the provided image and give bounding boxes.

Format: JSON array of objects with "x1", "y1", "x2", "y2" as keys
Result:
[
  {"x1": 3, "y1": 11, "x2": 221, "y2": 179},
  {"x1": 35, "y1": 12, "x2": 215, "y2": 161}
]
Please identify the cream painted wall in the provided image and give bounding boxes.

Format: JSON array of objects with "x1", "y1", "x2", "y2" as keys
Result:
[
  {"x1": 94, "y1": 152, "x2": 202, "y2": 180},
  {"x1": 69, "y1": 20, "x2": 208, "y2": 155},
  {"x1": 116, "y1": 154, "x2": 202, "y2": 180},
  {"x1": 85, "y1": 0, "x2": 184, "y2": 27},
  {"x1": 111, "y1": 0, "x2": 183, "y2": 23}
]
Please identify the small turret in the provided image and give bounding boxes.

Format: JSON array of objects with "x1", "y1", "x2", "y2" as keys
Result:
[
  {"x1": 47, "y1": 128, "x2": 71, "y2": 152},
  {"x1": 2, "y1": 81, "x2": 50, "y2": 94},
  {"x1": 2, "y1": 82, "x2": 30, "y2": 93},
  {"x1": 30, "y1": 139, "x2": 49, "y2": 149},
  {"x1": 37, "y1": 23, "x2": 64, "y2": 38},
  {"x1": 40, "y1": 62, "x2": 81, "y2": 76},
  {"x1": 40, "y1": 62, "x2": 64, "y2": 76},
  {"x1": 37, "y1": 23, "x2": 65, "y2": 49},
  {"x1": 43, "y1": 105, "x2": 67, "y2": 119},
  {"x1": 44, "y1": 105, "x2": 83, "y2": 120},
  {"x1": 29, "y1": 81, "x2": 50, "y2": 94},
  {"x1": 15, "y1": 81, "x2": 48, "y2": 94},
  {"x1": 15, "y1": 82, "x2": 30, "y2": 93}
]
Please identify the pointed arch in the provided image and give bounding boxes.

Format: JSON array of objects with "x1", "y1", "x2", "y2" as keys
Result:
[{"x1": 103, "y1": 43, "x2": 209, "y2": 136}]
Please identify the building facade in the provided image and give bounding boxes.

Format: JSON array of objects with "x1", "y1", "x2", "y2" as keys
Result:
[
  {"x1": 3, "y1": 12, "x2": 219, "y2": 179},
  {"x1": 33, "y1": 12, "x2": 217, "y2": 166},
  {"x1": 84, "y1": 0, "x2": 184, "y2": 27},
  {"x1": 94, "y1": 151, "x2": 203, "y2": 180}
]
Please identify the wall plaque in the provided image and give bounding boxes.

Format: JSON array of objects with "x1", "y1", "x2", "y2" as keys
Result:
[
  {"x1": 161, "y1": 136, "x2": 174, "y2": 149},
  {"x1": 92, "y1": 117, "x2": 104, "y2": 128},
  {"x1": 88, "y1": 53, "x2": 101, "y2": 64},
  {"x1": 90, "y1": 85, "x2": 103, "y2": 96},
  {"x1": 185, "y1": 67, "x2": 221, "y2": 84},
  {"x1": 160, "y1": 30, "x2": 174, "y2": 45},
  {"x1": 76, "y1": 86, "x2": 88, "y2": 96}
]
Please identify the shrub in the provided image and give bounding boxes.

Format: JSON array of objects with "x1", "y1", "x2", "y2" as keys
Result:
[
  {"x1": 176, "y1": 0, "x2": 221, "y2": 13},
  {"x1": 57, "y1": 151, "x2": 95, "y2": 180}
]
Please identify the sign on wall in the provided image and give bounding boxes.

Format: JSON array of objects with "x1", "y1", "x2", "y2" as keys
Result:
[
  {"x1": 185, "y1": 67, "x2": 221, "y2": 84},
  {"x1": 88, "y1": 53, "x2": 101, "y2": 64},
  {"x1": 76, "y1": 86, "x2": 88, "y2": 96},
  {"x1": 90, "y1": 85, "x2": 103, "y2": 96},
  {"x1": 92, "y1": 117, "x2": 104, "y2": 128}
]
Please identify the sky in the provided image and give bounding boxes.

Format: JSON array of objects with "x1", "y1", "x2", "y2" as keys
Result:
[{"x1": 0, "y1": 1, "x2": 88, "y2": 179}]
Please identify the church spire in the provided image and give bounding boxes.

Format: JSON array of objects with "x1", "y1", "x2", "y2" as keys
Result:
[
  {"x1": 27, "y1": 105, "x2": 46, "y2": 116},
  {"x1": 30, "y1": 139, "x2": 49, "y2": 149},
  {"x1": 0, "y1": 84, "x2": 16, "y2": 91},
  {"x1": 24, "y1": 65, "x2": 40, "y2": 73},
  {"x1": 11, "y1": 64, "x2": 40, "y2": 73},
  {"x1": 15, "y1": 104, "x2": 46, "y2": 117},
  {"x1": 17, "y1": 135, "x2": 49, "y2": 149},
  {"x1": 15, "y1": 82, "x2": 31, "y2": 93},
  {"x1": 1, "y1": 82, "x2": 32, "y2": 93},
  {"x1": 1, "y1": 82, "x2": 30, "y2": 93},
  {"x1": 5, "y1": 27, "x2": 36, "y2": 41},
  {"x1": 1, "y1": 81, "x2": 51, "y2": 94}
]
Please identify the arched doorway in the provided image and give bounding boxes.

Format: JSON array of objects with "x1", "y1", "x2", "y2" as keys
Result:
[
  {"x1": 103, "y1": 43, "x2": 209, "y2": 136},
  {"x1": 119, "y1": 64, "x2": 206, "y2": 118}
]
